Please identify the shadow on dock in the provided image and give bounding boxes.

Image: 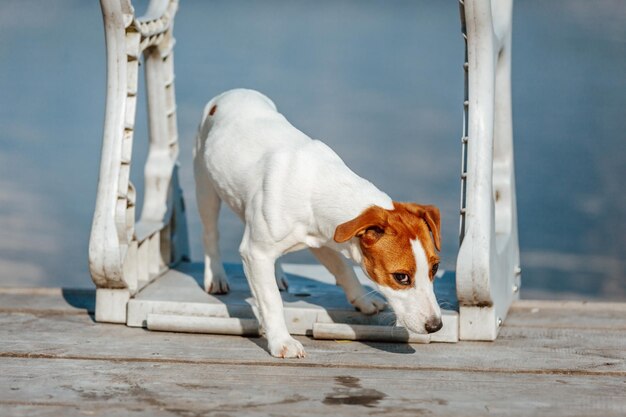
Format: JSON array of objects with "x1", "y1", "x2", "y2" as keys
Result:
[{"x1": 61, "y1": 288, "x2": 96, "y2": 321}]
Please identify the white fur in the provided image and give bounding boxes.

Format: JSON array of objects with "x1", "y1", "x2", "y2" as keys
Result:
[{"x1": 194, "y1": 89, "x2": 438, "y2": 357}]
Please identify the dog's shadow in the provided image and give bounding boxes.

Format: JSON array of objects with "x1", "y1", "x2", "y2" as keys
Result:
[{"x1": 181, "y1": 262, "x2": 457, "y2": 356}]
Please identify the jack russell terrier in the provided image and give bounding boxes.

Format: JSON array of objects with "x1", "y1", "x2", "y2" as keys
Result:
[{"x1": 194, "y1": 89, "x2": 442, "y2": 358}]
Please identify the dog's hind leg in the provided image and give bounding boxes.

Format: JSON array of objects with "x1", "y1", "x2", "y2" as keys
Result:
[
  {"x1": 194, "y1": 163, "x2": 229, "y2": 294},
  {"x1": 310, "y1": 246, "x2": 386, "y2": 314}
]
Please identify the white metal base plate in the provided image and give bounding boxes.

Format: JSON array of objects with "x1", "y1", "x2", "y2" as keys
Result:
[{"x1": 127, "y1": 262, "x2": 459, "y2": 343}]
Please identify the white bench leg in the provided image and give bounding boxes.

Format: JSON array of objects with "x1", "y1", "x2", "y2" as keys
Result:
[
  {"x1": 456, "y1": 0, "x2": 520, "y2": 340},
  {"x1": 95, "y1": 289, "x2": 130, "y2": 324}
]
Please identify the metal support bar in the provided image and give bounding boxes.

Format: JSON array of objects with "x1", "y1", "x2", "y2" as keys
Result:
[{"x1": 456, "y1": 0, "x2": 521, "y2": 340}]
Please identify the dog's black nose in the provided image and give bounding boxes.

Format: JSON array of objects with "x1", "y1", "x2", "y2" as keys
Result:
[{"x1": 425, "y1": 317, "x2": 443, "y2": 333}]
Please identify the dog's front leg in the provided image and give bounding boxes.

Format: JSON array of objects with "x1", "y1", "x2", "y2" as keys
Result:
[
  {"x1": 240, "y1": 247, "x2": 305, "y2": 358},
  {"x1": 274, "y1": 260, "x2": 289, "y2": 291},
  {"x1": 310, "y1": 246, "x2": 387, "y2": 314}
]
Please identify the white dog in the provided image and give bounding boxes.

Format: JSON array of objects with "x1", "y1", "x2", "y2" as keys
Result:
[{"x1": 194, "y1": 89, "x2": 442, "y2": 358}]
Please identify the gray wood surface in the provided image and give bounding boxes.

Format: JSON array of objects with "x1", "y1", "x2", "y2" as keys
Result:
[{"x1": 0, "y1": 289, "x2": 625, "y2": 416}]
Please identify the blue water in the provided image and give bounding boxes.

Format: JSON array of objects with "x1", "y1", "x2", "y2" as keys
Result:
[{"x1": 0, "y1": 0, "x2": 625, "y2": 300}]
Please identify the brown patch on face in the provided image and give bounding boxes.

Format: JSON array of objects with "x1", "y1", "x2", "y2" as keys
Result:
[
  {"x1": 209, "y1": 104, "x2": 218, "y2": 116},
  {"x1": 393, "y1": 202, "x2": 441, "y2": 281},
  {"x1": 334, "y1": 202, "x2": 441, "y2": 289}
]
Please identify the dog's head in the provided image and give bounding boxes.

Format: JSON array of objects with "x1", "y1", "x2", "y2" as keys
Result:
[{"x1": 334, "y1": 202, "x2": 442, "y2": 334}]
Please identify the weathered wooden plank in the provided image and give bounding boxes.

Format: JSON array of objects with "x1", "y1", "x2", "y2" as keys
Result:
[
  {"x1": 3, "y1": 288, "x2": 625, "y2": 333},
  {"x1": 0, "y1": 311, "x2": 624, "y2": 375},
  {"x1": 507, "y1": 300, "x2": 626, "y2": 330},
  {"x1": 3, "y1": 293, "x2": 613, "y2": 331},
  {"x1": 1, "y1": 294, "x2": 625, "y2": 416},
  {"x1": 512, "y1": 300, "x2": 626, "y2": 312},
  {"x1": 1, "y1": 357, "x2": 625, "y2": 417},
  {"x1": 0, "y1": 288, "x2": 94, "y2": 314},
  {"x1": 2, "y1": 294, "x2": 622, "y2": 337},
  {"x1": 506, "y1": 308, "x2": 626, "y2": 330}
]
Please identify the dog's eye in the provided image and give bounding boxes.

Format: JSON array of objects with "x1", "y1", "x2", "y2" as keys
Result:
[
  {"x1": 431, "y1": 263, "x2": 439, "y2": 276},
  {"x1": 392, "y1": 273, "x2": 411, "y2": 286}
]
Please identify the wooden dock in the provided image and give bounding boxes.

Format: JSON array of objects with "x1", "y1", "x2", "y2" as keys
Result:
[{"x1": 1, "y1": 288, "x2": 625, "y2": 416}]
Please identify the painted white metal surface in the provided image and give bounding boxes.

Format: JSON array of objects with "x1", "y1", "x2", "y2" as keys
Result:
[
  {"x1": 456, "y1": 0, "x2": 521, "y2": 340},
  {"x1": 147, "y1": 315, "x2": 261, "y2": 336},
  {"x1": 94, "y1": 288, "x2": 130, "y2": 324},
  {"x1": 312, "y1": 323, "x2": 431, "y2": 344},
  {"x1": 89, "y1": 0, "x2": 189, "y2": 322}
]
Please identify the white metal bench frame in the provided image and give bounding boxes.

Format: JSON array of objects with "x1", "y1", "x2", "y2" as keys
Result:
[
  {"x1": 457, "y1": 0, "x2": 520, "y2": 340},
  {"x1": 89, "y1": 0, "x2": 189, "y2": 323},
  {"x1": 90, "y1": 0, "x2": 521, "y2": 341}
]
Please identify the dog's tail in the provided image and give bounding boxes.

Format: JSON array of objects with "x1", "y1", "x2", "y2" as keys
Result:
[
  {"x1": 202, "y1": 89, "x2": 276, "y2": 123},
  {"x1": 200, "y1": 95, "x2": 220, "y2": 131},
  {"x1": 194, "y1": 89, "x2": 278, "y2": 157},
  {"x1": 194, "y1": 96, "x2": 220, "y2": 159}
]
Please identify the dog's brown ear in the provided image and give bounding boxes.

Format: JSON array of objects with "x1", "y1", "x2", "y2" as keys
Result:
[
  {"x1": 420, "y1": 205, "x2": 441, "y2": 252},
  {"x1": 334, "y1": 206, "x2": 388, "y2": 246},
  {"x1": 396, "y1": 203, "x2": 441, "y2": 251}
]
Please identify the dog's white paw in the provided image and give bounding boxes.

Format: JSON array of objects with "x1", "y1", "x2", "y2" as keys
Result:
[
  {"x1": 268, "y1": 336, "x2": 306, "y2": 359},
  {"x1": 351, "y1": 292, "x2": 387, "y2": 315},
  {"x1": 205, "y1": 269, "x2": 230, "y2": 294}
]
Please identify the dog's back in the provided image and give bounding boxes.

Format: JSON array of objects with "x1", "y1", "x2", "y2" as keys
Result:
[
  {"x1": 194, "y1": 89, "x2": 318, "y2": 218},
  {"x1": 195, "y1": 88, "x2": 388, "y2": 228}
]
